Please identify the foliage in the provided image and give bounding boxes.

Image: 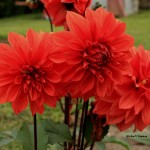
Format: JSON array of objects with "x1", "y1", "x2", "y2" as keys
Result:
[
  {"x1": 17, "y1": 122, "x2": 48, "y2": 150},
  {"x1": 0, "y1": 104, "x2": 63, "y2": 150},
  {"x1": 41, "y1": 120, "x2": 72, "y2": 145},
  {"x1": 0, "y1": 130, "x2": 17, "y2": 147},
  {"x1": 0, "y1": 119, "x2": 72, "y2": 150},
  {"x1": 0, "y1": 0, "x2": 15, "y2": 17}
]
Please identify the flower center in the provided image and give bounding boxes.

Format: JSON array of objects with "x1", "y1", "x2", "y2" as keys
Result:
[
  {"x1": 22, "y1": 65, "x2": 44, "y2": 80},
  {"x1": 84, "y1": 42, "x2": 111, "y2": 70},
  {"x1": 135, "y1": 78, "x2": 150, "y2": 90},
  {"x1": 63, "y1": 3, "x2": 74, "y2": 11},
  {"x1": 21, "y1": 65, "x2": 45, "y2": 92},
  {"x1": 141, "y1": 79, "x2": 147, "y2": 85}
]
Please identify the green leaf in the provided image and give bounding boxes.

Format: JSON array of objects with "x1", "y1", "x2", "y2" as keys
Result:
[
  {"x1": 41, "y1": 119, "x2": 72, "y2": 145},
  {"x1": 0, "y1": 138, "x2": 14, "y2": 147},
  {"x1": 30, "y1": 123, "x2": 49, "y2": 150},
  {"x1": 102, "y1": 136, "x2": 131, "y2": 150},
  {"x1": 0, "y1": 129, "x2": 17, "y2": 147},
  {"x1": 96, "y1": 142, "x2": 106, "y2": 150},
  {"x1": 0, "y1": 130, "x2": 17, "y2": 138},
  {"x1": 17, "y1": 123, "x2": 33, "y2": 150},
  {"x1": 17, "y1": 122, "x2": 48, "y2": 150},
  {"x1": 48, "y1": 144, "x2": 64, "y2": 150},
  {"x1": 122, "y1": 132, "x2": 150, "y2": 145}
]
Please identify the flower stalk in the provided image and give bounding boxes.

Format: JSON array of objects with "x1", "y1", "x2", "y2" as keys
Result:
[
  {"x1": 72, "y1": 98, "x2": 79, "y2": 149},
  {"x1": 34, "y1": 114, "x2": 37, "y2": 150},
  {"x1": 44, "y1": 7, "x2": 53, "y2": 32},
  {"x1": 64, "y1": 94, "x2": 71, "y2": 150},
  {"x1": 77, "y1": 102, "x2": 85, "y2": 150},
  {"x1": 89, "y1": 142, "x2": 95, "y2": 150},
  {"x1": 80, "y1": 101, "x2": 89, "y2": 150}
]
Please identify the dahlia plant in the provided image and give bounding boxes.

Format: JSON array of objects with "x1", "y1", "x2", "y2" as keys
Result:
[{"x1": 0, "y1": 0, "x2": 150, "y2": 150}]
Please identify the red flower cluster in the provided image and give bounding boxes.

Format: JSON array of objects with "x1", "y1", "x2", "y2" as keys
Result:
[
  {"x1": 0, "y1": 30, "x2": 62, "y2": 115},
  {"x1": 41, "y1": 0, "x2": 91, "y2": 26},
  {"x1": 94, "y1": 46, "x2": 150, "y2": 131},
  {"x1": 0, "y1": 7, "x2": 149, "y2": 132},
  {"x1": 52, "y1": 8, "x2": 134, "y2": 100}
]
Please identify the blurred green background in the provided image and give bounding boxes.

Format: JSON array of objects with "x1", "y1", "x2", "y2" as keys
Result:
[{"x1": 0, "y1": 10, "x2": 150, "y2": 49}]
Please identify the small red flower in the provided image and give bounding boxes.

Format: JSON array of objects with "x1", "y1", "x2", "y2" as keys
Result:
[
  {"x1": 52, "y1": 8, "x2": 134, "y2": 100},
  {"x1": 0, "y1": 29, "x2": 61, "y2": 115},
  {"x1": 94, "y1": 46, "x2": 150, "y2": 131},
  {"x1": 41, "y1": 0, "x2": 91, "y2": 26}
]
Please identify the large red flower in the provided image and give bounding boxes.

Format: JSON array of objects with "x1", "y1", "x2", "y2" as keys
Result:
[
  {"x1": 0, "y1": 29, "x2": 61, "y2": 115},
  {"x1": 52, "y1": 8, "x2": 134, "y2": 100},
  {"x1": 94, "y1": 46, "x2": 150, "y2": 131},
  {"x1": 41, "y1": 0, "x2": 91, "y2": 26}
]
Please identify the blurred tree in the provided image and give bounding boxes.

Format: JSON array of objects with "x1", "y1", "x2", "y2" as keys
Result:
[
  {"x1": 0, "y1": 0, "x2": 42, "y2": 18},
  {"x1": 0, "y1": 0, "x2": 15, "y2": 17},
  {"x1": 139, "y1": 0, "x2": 150, "y2": 9}
]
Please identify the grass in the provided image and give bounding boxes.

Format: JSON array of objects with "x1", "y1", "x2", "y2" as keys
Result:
[
  {"x1": 0, "y1": 13, "x2": 63, "y2": 42},
  {"x1": 0, "y1": 10, "x2": 150, "y2": 48},
  {"x1": 0, "y1": 10, "x2": 150, "y2": 149},
  {"x1": 121, "y1": 10, "x2": 150, "y2": 49}
]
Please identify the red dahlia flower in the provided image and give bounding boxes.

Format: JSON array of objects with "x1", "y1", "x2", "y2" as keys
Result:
[
  {"x1": 52, "y1": 8, "x2": 134, "y2": 100},
  {"x1": 0, "y1": 29, "x2": 61, "y2": 115},
  {"x1": 41, "y1": 0, "x2": 91, "y2": 26},
  {"x1": 94, "y1": 46, "x2": 150, "y2": 131}
]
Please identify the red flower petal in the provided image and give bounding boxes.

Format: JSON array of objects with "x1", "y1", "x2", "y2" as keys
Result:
[
  {"x1": 135, "y1": 115, "x2": 147, "y2": 131},
  {"x1": 117, "y1": 121, "x2": 133, "y2": 131},
  {"x1": 6, "y1": 85, "x2": 21, "y2": 102},
  {"x1": 85, "y1": 9, "x2": 103, "y2": 40},
  {"x1": 30, "y1": 101, "x2": 44, "y2": 116},
  {"x1": 80, "y1": 71, "x2": 95, "y2": 94},
  {"x1": 44, "y1": 83, "x2": 55, "y2": 96},
  {"x1": 46, "y1": 71, "x2": 61, "y2": 83},
  {"x1": 66, "y1": 11, "x2": 92, "y2": 42},
  {"x1": 109, "y1": 34, "x2": 134, "y2": 52},
  {"x1": 93, "y1": 101, "x2": 112, "y2": 115},
  {"x1": 142, "y1": 102, "x2": 150, "y2": 124},
  {"x1": 12, "y1": 94, "x2": 28, "y2": 114},
  {"x1": 119, "y1": 90, "x2": 137, "y2": 109},
  {"x1": 107, "y1": 115, "x2": 124, "y2": 124},
  {"x1": 134, "y1": 97, "x2": 145, "y2": 114}
]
